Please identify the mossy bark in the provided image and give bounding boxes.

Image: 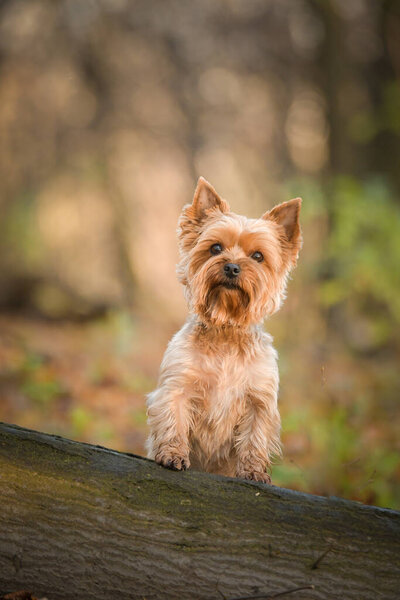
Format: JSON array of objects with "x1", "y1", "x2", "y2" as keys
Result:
[{"x1": 0, "y1": 423, "x2": 399, "y2": 600}]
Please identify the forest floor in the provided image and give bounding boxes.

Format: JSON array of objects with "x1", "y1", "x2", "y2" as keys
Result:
[{"x1": 0, "y1": 310, "x2": 399, "y2": 510}]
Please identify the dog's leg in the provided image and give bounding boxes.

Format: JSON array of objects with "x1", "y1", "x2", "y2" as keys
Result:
[
  {"x1": 146, "y1": 387, "x2": 191, "y2": 471},
  {"x1": 234, "y1": 391, "x2": 281, "y2": 483}
]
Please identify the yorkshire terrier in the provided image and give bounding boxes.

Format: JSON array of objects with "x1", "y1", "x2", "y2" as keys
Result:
[{"x1": 146, "y1": 177, "x2": 302, "y2": 483}]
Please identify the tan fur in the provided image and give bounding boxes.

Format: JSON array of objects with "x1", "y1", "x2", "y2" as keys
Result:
[{"x1": 146, "y1": 177, "x2": 302, "y2": 483}]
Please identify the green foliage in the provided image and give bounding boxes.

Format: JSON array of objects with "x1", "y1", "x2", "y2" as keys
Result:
[
  {"x1": 278, "y1": 400, "x2": 400, "y2": 509},
  {"x1": 21, "y1": 379, "x2": 64, "y2": 406},
  {"x1": 70, "y1": 406, "x2": 93, "y2": 436},
  {"x1": 323, "y1": 176, "x2": 400, "y2": 324},
  {"x1": 1, "y1": 193, "x2": 43, "y2": 269},
  {"x1": 383, "y1": 80, "x2": 400, "y2": 133},
  {"x1": 20, "y1": 351, "x2": 65, "y2": 406},
  {"x1": 130, "y1": 408, "x2": 148, "y2": 427},
  {"x1": 272, "y1": 175, "x2": 400, "y2": 509}
]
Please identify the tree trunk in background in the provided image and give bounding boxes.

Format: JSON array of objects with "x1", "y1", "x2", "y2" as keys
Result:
[
  {"x1": 373, "y1": 0, "x2": 400, "y2": 191},
  {"x1": 0, "y1": 423, "x2": 399, "y2": 600}
]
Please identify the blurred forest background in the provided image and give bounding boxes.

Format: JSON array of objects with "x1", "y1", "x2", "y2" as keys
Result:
[{"x1": 0, "y1": 0, "x2": 399, "y2": 509}]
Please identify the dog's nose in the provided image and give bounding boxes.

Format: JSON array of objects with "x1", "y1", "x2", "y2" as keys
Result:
[{"x1": 224, "y1": 263, "x2": 241, "y2": 278}]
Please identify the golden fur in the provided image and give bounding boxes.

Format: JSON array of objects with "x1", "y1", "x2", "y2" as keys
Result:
[{"x1": 146, "y1": 177, "x2": 302, "y2": 483}]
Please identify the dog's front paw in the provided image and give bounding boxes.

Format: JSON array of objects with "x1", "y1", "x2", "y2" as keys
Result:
[
  {"x1": 155, "y1": 452, "x2": 190, "y2": 472},
  {"x1": 237, "y1": 470, "x2": 271, "y2": 484}
]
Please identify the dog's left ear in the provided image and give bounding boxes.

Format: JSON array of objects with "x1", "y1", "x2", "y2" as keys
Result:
[{"x1": 262, "y1": 198, "x2": 302, "y2": 261}]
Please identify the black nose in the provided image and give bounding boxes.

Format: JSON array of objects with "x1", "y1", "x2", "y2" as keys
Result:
[{"x1": 224, "y1": 263, "x2": 241, "y2": 278}]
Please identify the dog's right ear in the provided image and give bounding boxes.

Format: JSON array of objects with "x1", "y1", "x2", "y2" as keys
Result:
[
  {"x1": 178, "y1": 177, "x2": 230, "y2": 256},
  {"x1": 190, "y1": 177, "x2": 230, "y2": 220}
]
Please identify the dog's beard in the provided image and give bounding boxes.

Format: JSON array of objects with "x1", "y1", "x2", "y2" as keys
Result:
[
  {"x1": 205, "y1": 281, "x2": 250, "y2": 325},
  {"x1": 190, "y1": 267, "x2": 258, "y2": 326}
]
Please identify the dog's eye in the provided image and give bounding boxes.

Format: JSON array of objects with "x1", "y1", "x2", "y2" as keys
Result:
[
  {"x1": 210, "y1": 243, "x2": 223, "y2": 255},
  {"x1": 251, "y1": 251, "x2": 264, "y2": 262}
]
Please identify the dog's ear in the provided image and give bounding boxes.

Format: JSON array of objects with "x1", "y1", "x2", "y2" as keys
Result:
[
  {"x1": 178, "y1": 178, "x2": 230, "y2": 256},
  {"x1": 262, "y1": 198, "x2": 302, "y2": 263},
  {"x1": 190, "y1": 177, "x2": 230, "y2": 220}
]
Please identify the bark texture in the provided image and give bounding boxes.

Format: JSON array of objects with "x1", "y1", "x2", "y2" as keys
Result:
[{"x1": 0, "y1": 422, "x2": 399, "y2": 600}]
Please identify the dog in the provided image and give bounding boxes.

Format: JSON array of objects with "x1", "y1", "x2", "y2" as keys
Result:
[{"x1": 146, "y1": 177, "x2": 302, "y2": 483}]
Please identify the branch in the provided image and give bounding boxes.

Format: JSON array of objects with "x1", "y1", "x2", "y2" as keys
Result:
[{"x1": 0, "y1": 422, "x2": 399, "y2": 600}]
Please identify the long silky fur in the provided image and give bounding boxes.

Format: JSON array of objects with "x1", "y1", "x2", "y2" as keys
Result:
[{"x1": 146, "y1": 178, "x2": 302, "y2": 481}]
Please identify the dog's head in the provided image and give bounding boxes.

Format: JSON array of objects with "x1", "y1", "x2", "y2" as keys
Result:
[{"x1": 177, "y1": 177, "x2": 302, "y2": 327}]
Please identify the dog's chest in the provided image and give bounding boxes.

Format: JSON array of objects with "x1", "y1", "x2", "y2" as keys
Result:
[{"x1": 190, "y1": 342, "x2": 265, "y2": 434}]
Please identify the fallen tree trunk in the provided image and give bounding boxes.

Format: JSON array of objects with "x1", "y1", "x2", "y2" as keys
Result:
[{"x1": 0, "y1": 423, "x2": 399, "y2": 600}]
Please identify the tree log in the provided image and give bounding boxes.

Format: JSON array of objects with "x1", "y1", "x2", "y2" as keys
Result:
[{"x1": 0, "y1": 423, "x2": 399, "y2": 600}]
